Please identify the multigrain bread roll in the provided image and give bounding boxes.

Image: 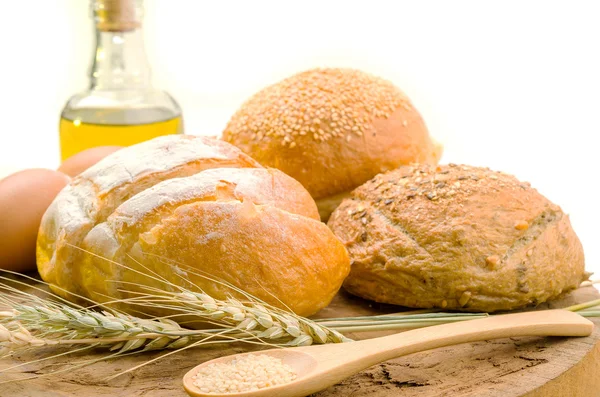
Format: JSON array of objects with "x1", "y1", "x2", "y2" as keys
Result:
[
  {"x1": 328, "y1": 163, "x2": 588, "y2": 312},
  {"x1": 81, "y1": 167, "x2": 349, "y2": 316},
  {"x1": 222, "y1": 68, "x2": 442, "y2": 221},
  {"x1": 37, "y1": 136, "x2": 350, "y2": 316},
  {"x1": 37, "y1": 135, "x2": 261, "y2": 300}
]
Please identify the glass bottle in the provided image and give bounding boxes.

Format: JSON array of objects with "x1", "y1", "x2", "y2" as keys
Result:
[{"x1": 59, "y1": 0, "x2": 183, "y2": 161}]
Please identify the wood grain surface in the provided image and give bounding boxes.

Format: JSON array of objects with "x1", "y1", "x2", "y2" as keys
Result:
[{"x1": 1, "y1": 279, "x2": 599, "y2": 397}]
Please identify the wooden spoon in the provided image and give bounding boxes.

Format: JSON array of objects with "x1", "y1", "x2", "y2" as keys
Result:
[{"x1": 183, "y1": 309, "x2": 593, "y2": 397}]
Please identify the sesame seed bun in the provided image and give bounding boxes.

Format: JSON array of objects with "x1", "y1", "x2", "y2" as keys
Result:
[{"x1": 222, "y1": 68, "x2": 442, "y2": 220}]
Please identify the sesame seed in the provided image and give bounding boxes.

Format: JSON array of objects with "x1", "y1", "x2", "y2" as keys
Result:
[
  {"x1": 223, "y1": 68, "x2": 408, "y2": 148},
  {"x1": 485, "y1": 255, "x2": 500, "y2": 269},
  {"x1": 193, "y1": 354, "x2": 296, "y2": 394},
  {"x1": 459, "y1": 291, "x2": 472, "y2": 307},
  {"x1": 515, "y1": 220, "x2": 529, "y2": 230}
]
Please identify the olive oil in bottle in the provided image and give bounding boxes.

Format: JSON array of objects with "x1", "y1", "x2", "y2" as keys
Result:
[{"x1": 59, "y1": 0, "x2": 183, "y2": 161}]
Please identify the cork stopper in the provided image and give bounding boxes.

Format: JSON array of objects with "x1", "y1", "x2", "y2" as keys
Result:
[{"x1": 94, "y1": 0, "x2": 141, "y2": 32}]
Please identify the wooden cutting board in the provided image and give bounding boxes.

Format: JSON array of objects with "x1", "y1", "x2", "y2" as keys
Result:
[{"x1": 1, "y1": 281, "x2": 599, "y2": 397}]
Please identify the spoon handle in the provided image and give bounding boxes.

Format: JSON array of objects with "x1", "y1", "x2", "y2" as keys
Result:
[
  {"x1": 367, "y1": 309, "x2": 592, "y2": 362},
  {"x1": 310, "y1": 309, "x2": 593, "y2": 375}
]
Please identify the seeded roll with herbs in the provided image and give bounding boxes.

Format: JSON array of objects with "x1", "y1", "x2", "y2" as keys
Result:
[
  {"x1": 222, "y1": 68, "x2": 443, "y2": 221},
  {"x1": 328, "y1": 163, "x2": 588, "y2": 312}
]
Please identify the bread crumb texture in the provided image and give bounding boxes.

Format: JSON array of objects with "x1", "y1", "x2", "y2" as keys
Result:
[{"x1": 328, "y1": 163, "x2": 588, "y2": 312}]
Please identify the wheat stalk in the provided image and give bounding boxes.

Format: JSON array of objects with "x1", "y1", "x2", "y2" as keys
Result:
[
  {"x1": 0, "y1": 302, "x2": 193, "y2": 353},
  {"x1": 0, "y1": 271, "x2": 351, "y2": 383},
  {"x1": 5, "y1": 283, "x2": 598, "y2": 356},
  {"x1": 2, "y1": 276, "x2": 599, "y2": 355},
  {"x1": 112, "y1": 287, "x2": 349, "y2": 344},
  {"x1": 0, "y1": 283, "x2": 348, "y2": 360},
  {"x1": 0, "y1": 244, "x2": 351, "y2": 361}
]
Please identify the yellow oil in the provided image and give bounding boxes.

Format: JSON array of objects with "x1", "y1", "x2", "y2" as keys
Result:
[{"x1": 59, "y1": 108, "x2": 183, "y2": 161}]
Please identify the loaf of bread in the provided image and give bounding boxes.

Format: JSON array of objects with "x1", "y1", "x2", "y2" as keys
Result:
[
  {"x1": 37, "y1": 135, "x2": 349, "y2": 316},
  {"x1": 222, "y1": 68, "x2": 442, "y2": 221},
  {"x1": 37, "y1": 135, "x2": 261, "y2": 300},
  {"x1": 328, "y1": 163, "x2": 588, "y2": 312},
  {"x1": 81, "y1": 167, "x2": 349, "y2": 316}
]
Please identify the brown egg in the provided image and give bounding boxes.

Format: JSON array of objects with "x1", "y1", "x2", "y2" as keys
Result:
[
  {"x1": 0, "y1": 169, "x2": 70, "y2": 272},
  {"x1": 58, "y1": 146, "x2": 122, "y2": 177}
]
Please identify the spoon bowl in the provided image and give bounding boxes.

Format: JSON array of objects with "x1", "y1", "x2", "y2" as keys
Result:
[
  {"x1": 183, "y1": 309, "x2": 594, "y2": 397},
  {"x1": 183, "y1": 349, "x2": 318, "y2": 397}
]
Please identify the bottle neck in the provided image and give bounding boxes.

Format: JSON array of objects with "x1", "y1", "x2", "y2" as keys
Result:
[
  {"x1": 90, "y1": 0, "x2": 151, "y2": 91},
  {"x1": 90, "y1": 27, "x2": 152, "y2": 90}
]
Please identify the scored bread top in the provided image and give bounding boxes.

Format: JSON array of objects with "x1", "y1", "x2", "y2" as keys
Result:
[
  {"x1": 107, "y1": 167, "x2": 319, "y2": 231},
  {"x1": 351, "y1": 163, "x2": 554, "y2": 228},
  {"x1": 79, "y1": 167, "x2": 348, "y2": 316},
  {"x1": 81, "y1": 136, "x2": 259, "y2": 194},
  {"x1": 37, "y1": 135, "x2": 262, "y2": 297},
  {"x1": 82, "y1": 135, "x2": 262, "y2": 220},
  {"x1": 328, "y1": 163, "x2": 587, "y2": 312}
]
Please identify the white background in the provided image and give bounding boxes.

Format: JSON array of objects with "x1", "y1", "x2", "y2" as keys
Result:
[{"x1": 0, "y1": 1, "x2": 599, "y2": 277}]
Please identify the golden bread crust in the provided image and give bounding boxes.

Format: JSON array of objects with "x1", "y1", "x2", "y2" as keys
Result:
[
  {"x1": 222, "y1": 68, "x2": 442, "y2": 220},
  {"x1": 37, "y1": 136, "x2": 349, "y2": 316},
  {"x1": 328, "y1": 164, "x2": 587, "y2": 312},
  {"x1": 81, "y1": 167, "x2": 348, "y2": 316},
  {"x1": 37, "y1": 135, "x2": 262, "y2": 298}
]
